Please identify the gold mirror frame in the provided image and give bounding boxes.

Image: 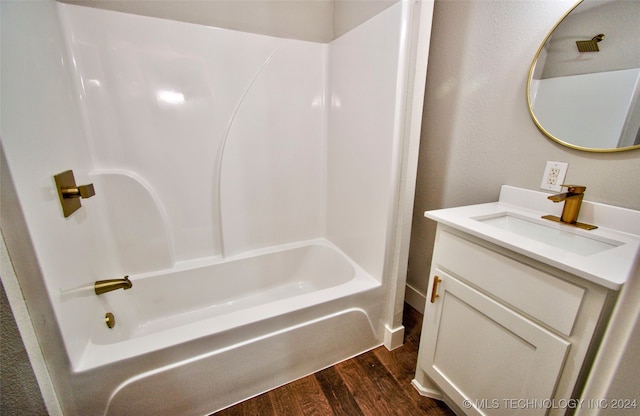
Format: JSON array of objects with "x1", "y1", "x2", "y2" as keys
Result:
[{"x1": 526, "y1": 0, "x2": 640, "y2": 153}]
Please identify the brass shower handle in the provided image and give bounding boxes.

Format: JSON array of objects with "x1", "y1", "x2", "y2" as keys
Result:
[
  {"x1": 61, "y1": 183, "x2": 95, "y2": 199},
  {"x1": 54, "y1": 170, "x2": 96, "y2": 217}
]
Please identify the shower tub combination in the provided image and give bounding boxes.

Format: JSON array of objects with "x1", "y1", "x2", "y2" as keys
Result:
[
  {"x1": 0, "y1": 1, "x2": 433, "y2": 415},
  {"x1": 78, "y1": 240, "x2": 382, "y2": 415}
]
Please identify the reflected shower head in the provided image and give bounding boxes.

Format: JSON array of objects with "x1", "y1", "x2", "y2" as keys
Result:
[{"x1": 576, "y1": 34, "x2": 605, "y2": 52}]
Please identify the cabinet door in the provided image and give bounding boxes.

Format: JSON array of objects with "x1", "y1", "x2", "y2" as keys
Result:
[{"x1": 420, "y1": 271, "x2": 570, "y2": 416}]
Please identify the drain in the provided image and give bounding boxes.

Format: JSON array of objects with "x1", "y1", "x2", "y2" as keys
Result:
[{"x1": 104, "y1": 312, "x2": 115, "y2": 329}]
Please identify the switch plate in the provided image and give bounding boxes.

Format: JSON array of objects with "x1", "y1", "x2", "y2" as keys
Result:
[{"x1": 540, "y1": 161, "x2": 568, "y2": 192}]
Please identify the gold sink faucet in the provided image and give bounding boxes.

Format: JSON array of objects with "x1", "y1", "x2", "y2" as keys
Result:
[
  {"x1": 94, "y1": 275, "x2": 132, "y2": 295},
  {"x1": 542, "y1": 185, "x2": 597, "y2": 230}
]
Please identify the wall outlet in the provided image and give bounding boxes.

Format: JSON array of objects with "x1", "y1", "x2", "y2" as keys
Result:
[{"x1": 540, "y1": 161, "x2": 568, "y2": 192}]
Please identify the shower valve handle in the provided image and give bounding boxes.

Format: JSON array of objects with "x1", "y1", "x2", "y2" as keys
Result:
[
  {"x1": 54, "y1": 170, "x2": 96, "y2": 217},
  {"x1": 62, "y1": 183, "x2": 95, "y2": 199}
]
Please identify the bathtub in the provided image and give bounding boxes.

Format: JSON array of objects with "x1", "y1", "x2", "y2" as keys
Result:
[{"x1": 66, "y1": 239, "x2": 383, "y2": 415}]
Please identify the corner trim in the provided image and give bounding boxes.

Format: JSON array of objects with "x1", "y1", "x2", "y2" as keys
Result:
[{"x1": 383, "y1": 324, "x2": 405, "y2": 350}]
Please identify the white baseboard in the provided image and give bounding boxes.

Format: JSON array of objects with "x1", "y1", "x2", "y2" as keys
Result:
[
  {"x1": 383, "y1": 324, "x2": 405, "y2": 350},
  {"x1": 412, "y1": 378, "x2": 443, "y2": 400},
  {"x1": 404, "y1": 283, "x2": 426, "y2": 313}
]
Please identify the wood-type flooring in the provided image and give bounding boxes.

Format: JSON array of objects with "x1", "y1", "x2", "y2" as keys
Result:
[{"x1": 213, "y1": 303, "x2": 455, "y2": 416}]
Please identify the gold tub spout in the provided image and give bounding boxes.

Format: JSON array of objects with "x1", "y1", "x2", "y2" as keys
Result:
[
  {"x1": 542, "y1": 185, "x2": 597, "y2": 230},
  {"x1": 95, "y1": 275, "x2": 132, "y2": 295}
]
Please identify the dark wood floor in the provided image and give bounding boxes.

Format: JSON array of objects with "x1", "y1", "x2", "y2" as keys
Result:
[{"x1": 213, "y1": 304, "x2": 455, "y2": 416}]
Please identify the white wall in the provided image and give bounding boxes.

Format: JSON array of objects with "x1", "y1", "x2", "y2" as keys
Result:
[
  {"x1": 407, "y1": 0, "x2": 640, "y2": 301},
  {"x1": 333, "y1": 0, "x2": 398, "y2": 38}
]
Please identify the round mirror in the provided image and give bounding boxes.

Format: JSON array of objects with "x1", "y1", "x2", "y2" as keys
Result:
[{"x1": 527, "y1": 0, "x2": 640, "y2": 152}]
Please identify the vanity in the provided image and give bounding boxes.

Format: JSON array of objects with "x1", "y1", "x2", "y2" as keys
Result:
[{"x1": 412, "y1": 186, "x2": 640, "y2": 416}]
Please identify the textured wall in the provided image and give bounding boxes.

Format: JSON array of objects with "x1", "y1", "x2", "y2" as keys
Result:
[
  {"x1": 407, "y1": 0, "x2": 640, "y2": 301},
  {"x1": 0, "y1": 281, "x2": 47, "y2": 415}
]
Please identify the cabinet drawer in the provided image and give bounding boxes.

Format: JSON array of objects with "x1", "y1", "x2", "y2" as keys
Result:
[{"x1": 432, "y1": 228, "x2": 585, "y2": 336}]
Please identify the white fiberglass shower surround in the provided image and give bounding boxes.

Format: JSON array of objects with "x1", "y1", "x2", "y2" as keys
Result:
[{"x1": 0, "y1": 1, "x2": 433, "y2": 415}]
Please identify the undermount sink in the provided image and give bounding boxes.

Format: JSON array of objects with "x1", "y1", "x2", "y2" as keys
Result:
[{"x1": 475, "y1": 213, "x2": 622, "y2": 256}]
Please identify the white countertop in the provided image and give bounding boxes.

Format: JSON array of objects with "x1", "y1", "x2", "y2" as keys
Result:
[{"x1": 424, "y1": 186, "x2": 640, "y2": 290}]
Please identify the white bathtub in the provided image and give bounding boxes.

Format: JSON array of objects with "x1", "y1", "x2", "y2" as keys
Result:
[{"x1": 67, "y1": 240, "x2": 383, "y2": 415}]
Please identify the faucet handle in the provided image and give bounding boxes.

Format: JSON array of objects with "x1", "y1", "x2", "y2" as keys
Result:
[
  {"x1": 54, "y1": 170, "x2": 96, "y2": 217},
  {"x1": 560, "y1": 185, "x2": 586, "y2": 194},
  {"x1": 62, "y1": 183, "x2": 95, "y2": 199},
  {"x1": 78, "y1": 184, "x2": 95, "y2": 199}
]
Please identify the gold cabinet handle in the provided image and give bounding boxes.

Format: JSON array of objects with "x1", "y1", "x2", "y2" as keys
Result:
[{"x1": 430, "y1": 276, "x2": 442, "y2": 303}]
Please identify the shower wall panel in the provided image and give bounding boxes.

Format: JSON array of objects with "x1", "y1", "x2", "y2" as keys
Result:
[
  {"x1": 219, "y1": 42, "x2": 325, "y2": 256},
  {"x1": 59, "y1": 4, "x2": 325, "y2": 263},
  {"x1": 326, "y1": 3, "x2": 405, "y2": 281},
  {"x1": 0, "y1": 0, "x2": 115, "y2": 389}
]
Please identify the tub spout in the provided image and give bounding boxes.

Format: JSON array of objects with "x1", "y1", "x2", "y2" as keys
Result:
[{"x1": 95, "y1": 275, "x2": 132, "y2": 295}]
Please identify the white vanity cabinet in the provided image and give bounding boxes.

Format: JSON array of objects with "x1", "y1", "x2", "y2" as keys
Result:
[{"x1": 414, "y1": 226, "x2": 616, "y2": 416}]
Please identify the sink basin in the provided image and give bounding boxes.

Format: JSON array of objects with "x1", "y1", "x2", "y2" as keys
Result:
[{"x1": 475, "y1": 213, "x2": 622, "y2": 256}]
